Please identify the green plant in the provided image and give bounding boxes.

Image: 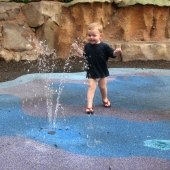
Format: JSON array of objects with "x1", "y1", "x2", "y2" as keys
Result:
[
  {"x1": 10, "y1": 0, "x2": 29, "y2": 3},
  {"x1": 60, "y1": 0, "x2": 73, "y2": 2}
]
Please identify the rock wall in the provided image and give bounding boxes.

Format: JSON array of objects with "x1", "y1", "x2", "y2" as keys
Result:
[
  {"x1": 0, "y1": 1, "x2": 170, "y2": 62},
  {"x1": 64, "y1": 0, "x2": 170, "y2": 7}
]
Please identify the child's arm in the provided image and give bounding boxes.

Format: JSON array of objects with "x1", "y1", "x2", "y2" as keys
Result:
[
  {"x1": 71, "y1": 43, "x2": 84, "y2": 56},
  {"x1": 113, "y1": 48, "x2": 122, "y2": 57}
]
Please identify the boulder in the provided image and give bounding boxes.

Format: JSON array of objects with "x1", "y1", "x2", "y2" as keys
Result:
[
  {"x1": 0, "y1": 48, "x2": 14, "y2": 62},
  {"x1": 2, "y1": 23, "x2": 33, "y2": 52},
  {"x1": 21, "y1": 1, "x2": 62, "y2": 27},
  {"x1": 0, "y1": 2, "x2": 24, "y2": 21},
  {"x1": 21, "y1": 3, "x2": 45, "y2": 27},
  {"x1": 36, "y1": 18, "x2": 59, "y2": 51}
]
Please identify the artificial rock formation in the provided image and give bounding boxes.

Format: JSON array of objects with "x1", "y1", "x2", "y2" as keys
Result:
[
  {"x1": 0, "y1": 1, "x2": 170, "y2": 62},
  {"x1": 64, "y1": 0, "x2": 170, "y2": 7}
]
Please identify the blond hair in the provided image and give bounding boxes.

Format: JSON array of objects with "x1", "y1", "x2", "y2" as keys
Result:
[{"x1": 87, "y1": 22, "x2": 103, "y2": 33}]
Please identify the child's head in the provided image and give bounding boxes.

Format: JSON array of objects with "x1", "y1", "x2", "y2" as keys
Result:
[
  {"x1": 87, "y1": 22, "x2": 103, "y2": 33},
  {"x1": 86, "y1": 22, "x2": 103, "y2": 44}
]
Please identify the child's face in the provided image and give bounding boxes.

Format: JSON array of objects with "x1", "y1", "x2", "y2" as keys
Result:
[{"x1": 86, "y1": 27, "x2": 103, "y2": 44}]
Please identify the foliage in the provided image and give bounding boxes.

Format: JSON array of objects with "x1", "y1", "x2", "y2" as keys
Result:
[
  {"x1": 10, "y1": 0, "x2": 73, "y2": 3},
  {"x1": 60, "y1": 0, "x2": 73, "y2": 2},
  {"x1": 10, "y1": 0, "x2": 29, "y2": 3}
]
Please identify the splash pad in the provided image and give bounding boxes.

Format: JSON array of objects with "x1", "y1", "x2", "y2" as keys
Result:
[{"x1": 0, "y1": 43, "x2": 170, "y2": 169}]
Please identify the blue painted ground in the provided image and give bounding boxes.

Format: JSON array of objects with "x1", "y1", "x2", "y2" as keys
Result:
[
  {"x1": 52, "y1": 76, "x2": 170, "y2": 111},
  {"x1": 0, "y1": 74, "x2": 170, "y2": 160}
]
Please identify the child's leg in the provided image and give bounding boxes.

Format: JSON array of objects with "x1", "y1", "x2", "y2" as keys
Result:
[
  {"x1": 86, "y1": 78, "x2": 97, "y2": 110},
  {"x1": 98, "y1": 77, "x2": 111, "y2": 106}
]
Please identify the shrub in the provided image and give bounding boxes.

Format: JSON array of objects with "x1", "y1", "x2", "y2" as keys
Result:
[
  {"x1": 60, "y1": 0, "x2": 73, "y2": 2},
  {"x1": 10, "y1": 0, "x2": 28, "y2": 3}
]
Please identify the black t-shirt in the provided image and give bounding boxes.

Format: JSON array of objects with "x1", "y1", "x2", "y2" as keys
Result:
[{"x1": 84, "y1": 41, "x2": 115, "y2": 78}]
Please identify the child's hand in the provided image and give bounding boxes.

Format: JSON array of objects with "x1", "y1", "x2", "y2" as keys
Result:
[
  {"x1": 71, "y1": 43, "x2": 78, "y2": 50},
  {"x1": 71, "y1": 43, "x2": 83, "y2": 56},
  {"x1": 114, "y1": 48, "x2": 122, "y2": 56}
]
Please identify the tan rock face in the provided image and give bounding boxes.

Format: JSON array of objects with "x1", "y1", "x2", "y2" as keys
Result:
[
  {"x1": 56, "y1": 3, "x2": 170, "y2": 59},
  {"x1": 0, "y1": 1, "x2": 170, "y2": 62},
  {"x1": 62, "y1": 0, "x2": 170, "y2": 7}
]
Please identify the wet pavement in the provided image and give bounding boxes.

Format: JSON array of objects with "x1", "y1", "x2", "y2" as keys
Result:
[{"x1": 0, "y1": 68, "x2": 170, "y2": 170}]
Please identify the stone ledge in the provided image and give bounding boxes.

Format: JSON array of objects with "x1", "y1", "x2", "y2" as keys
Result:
[
  {"x1": 63, "y1": 0, "x2": 170, "y2": 7},
  {"x1": 109, "y1": 41, "x2": 170, "y2": 61}
]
